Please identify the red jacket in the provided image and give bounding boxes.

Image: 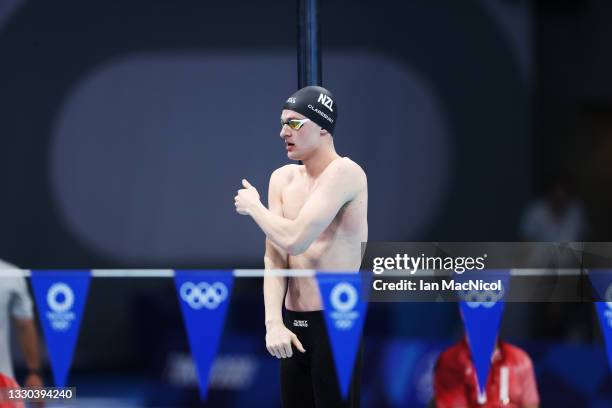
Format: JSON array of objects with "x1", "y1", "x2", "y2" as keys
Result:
[
  {"x1": 434, "y1": 338, "x2": 539, "y2": 408},
  {"x1": 0, "y1": 374, "x2": 24, "y2": 408}
]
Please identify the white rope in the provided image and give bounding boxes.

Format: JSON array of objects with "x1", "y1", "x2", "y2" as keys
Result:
[
  {"x1": 233, "y1": 269, "x2": 315, "y2": 277},
  {"x1": 91, "y1": 269, "x2": 174, "y2": 278},
  {"x1": 0, "y1": 268, "x2": 597, "y2": 278},
  {"x1": 0, "y1": 269, "x2": 318, "y2": 278}
]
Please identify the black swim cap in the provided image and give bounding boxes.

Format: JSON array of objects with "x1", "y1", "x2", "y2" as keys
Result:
[{"x1": 282, "y1": 86, "x2": 337, "y2": 134}]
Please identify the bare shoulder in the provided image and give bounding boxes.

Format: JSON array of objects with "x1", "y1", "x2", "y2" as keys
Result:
[
  {"x1": 330, "y1": 157, "x2": 367, "y2": 187},
  {"x1": 270, "y1": 164, "x2": 300, "y2": 187}
]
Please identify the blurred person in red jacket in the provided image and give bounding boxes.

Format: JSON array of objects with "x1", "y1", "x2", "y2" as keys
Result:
[
  {"x1": 433, "y1": 337, "x2": 539, "y2": 408},
  {"x1": 0, "y1": 373, "x2": 24, "y2": 408},
  {"x1": 0, "y1": 260, "x2": 44, "y2": 407}
]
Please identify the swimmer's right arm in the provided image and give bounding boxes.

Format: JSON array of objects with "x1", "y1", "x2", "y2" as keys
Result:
[{"x1": 263, "y1": 168, "x2": 305, "y2": 359}]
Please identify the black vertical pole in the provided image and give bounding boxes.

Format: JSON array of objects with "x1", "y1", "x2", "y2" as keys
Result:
[{"x1": 297, "y1": 0, "x2": 322, "y2": 88}]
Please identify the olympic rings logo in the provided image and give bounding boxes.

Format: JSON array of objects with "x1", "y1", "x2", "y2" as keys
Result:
[
  {"x1": 180, "y1": 281, "x2": 228, "y2": 310},
  {"x1": 334, "y1": 319, "x2": 355, "y2": 330},
  {"x1": 47, "y1": 282, "x2": 75, "y2": 313},
  {"x1": 462, "y1": 288, "x2": 505, "y2": 309}
]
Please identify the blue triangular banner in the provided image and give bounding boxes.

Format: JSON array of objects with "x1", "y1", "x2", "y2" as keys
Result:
[
  {"x1": 317, "y1": 272, "x2": 368, "y2": 400},
  {"x1": 30, "y1": 270, "x2": 91, "y2": 387},
  {"x1": 457, "y1": 270, "x2": 510, "y2": 400},
  {"x1": 174, "y1": 270, "x2": 234, "y2": 400},
  {"x1": 594, "y1": 303, "x2": 612, "y2": 374},
  {"x1": 588, "y1": 269, "x2": 612, "y2": 302},
  {"x1": 588, "y1": 269, "x2": 612, "y2": 373}
]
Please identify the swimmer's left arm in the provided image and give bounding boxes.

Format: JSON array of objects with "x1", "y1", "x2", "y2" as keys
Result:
[{"x1": 236, "y1": 160, "x2": 365, "y2": 255}]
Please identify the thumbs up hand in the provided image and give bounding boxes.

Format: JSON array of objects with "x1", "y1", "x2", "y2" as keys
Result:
[{"x1": 234, "y1": 179, "x2": 261, "y2": 215}]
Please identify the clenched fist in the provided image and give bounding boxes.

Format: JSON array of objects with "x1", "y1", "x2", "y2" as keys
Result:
[{"x1": 234, "y1": 179, "x2": 261, "y2": 215}]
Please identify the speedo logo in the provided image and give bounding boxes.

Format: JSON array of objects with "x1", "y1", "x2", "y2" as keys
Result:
[
  {"x1": 317, "y1": 93, "x2": 334, "y2": 112},
  {"x1": 286, "y1": 97, "x2": 296, "y2": 104},
  {"x1": 293, "y1": 319, "x2": 308, "y2": 327},
  {"x1": 308, "y1": 104, "x2": 334, "y2": 124}
]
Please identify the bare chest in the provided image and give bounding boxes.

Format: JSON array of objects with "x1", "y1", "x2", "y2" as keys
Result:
[
  {"x1": 280, "y1": 177, "x2": 366, "y2": 246},
  {"x1": 280, "y1": 180, "x2": 314, "y2": 221}
]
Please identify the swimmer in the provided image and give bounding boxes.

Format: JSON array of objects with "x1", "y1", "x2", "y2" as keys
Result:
[{"x1": 235, "y1": 85, "x2": 368, "y2": 407}]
